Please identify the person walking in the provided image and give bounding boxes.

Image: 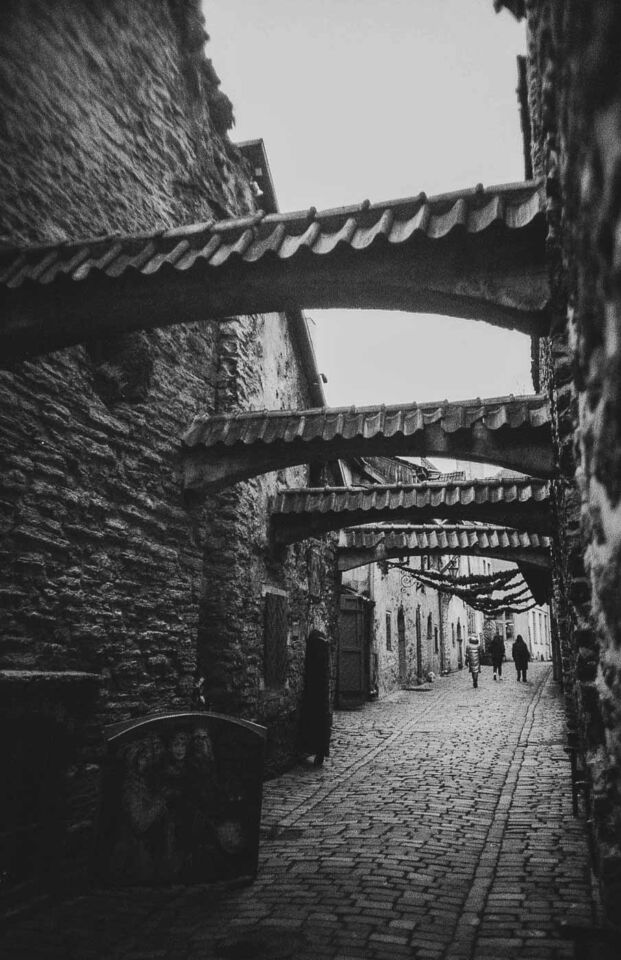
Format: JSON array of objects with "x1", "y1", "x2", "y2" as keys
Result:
[
  {"x1": 465, "y1": 634, "x2": 482, "y2": 689},
  {"x1": 512, "y1": 633, "x2": 531, "y2": 682},
  {"x1": 299, "y1": 628, "x2": 332, "y2": 767},
  {"x1": 490, "y1": 632, "x2": 505, "y2": 681}
]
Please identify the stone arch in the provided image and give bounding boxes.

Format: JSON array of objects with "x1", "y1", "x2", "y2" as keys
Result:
[{"x1": 0, "y1": 181, "x2": 548, "y2": 364}]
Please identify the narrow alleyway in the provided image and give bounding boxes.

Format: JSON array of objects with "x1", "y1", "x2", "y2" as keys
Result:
[{"x1": 1, "y1": 664, "x2": 603, "y2": 960}]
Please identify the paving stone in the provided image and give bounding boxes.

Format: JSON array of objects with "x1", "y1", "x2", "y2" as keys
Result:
[{"x1": 0, "y1": 665, "x2": 602, "y2": 960}]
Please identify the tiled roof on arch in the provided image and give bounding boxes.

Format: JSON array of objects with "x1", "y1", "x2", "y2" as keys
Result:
[
  {"x1": 270, "y1": 477, "x2": 552, "y2": 543},
  {"x1": 337, "y1": 524, "x2": 552, "y2": 586},
  {"x1": 0, "y1": 180, "x2": 544, "y2": 292},
  {"x1": 185, "y1": 393, "x2": 549, "y2": 446},
  {"x1": 339, "y1": 524, "x2": 551, "y2": 555},
  {"x1": 1, "y1": 179, "x2": 548, "y2": 363},
  {"x1": 182, "y1": 393, "x2": 554, "y2": 491}
]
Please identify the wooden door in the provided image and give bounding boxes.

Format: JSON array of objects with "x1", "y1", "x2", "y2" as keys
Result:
[{"x1": 338, "y1": 595, "x2": 367, "y2": 708}]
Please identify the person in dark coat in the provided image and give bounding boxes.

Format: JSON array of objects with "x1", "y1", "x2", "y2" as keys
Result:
[
  {"x1": 299, "y1": 628, "x2": 332, "y2": 767},
  {"x1": 512, "y1": 634, "x2": 531, "y2": 682},
  {"x1": 490, "y1": 632, "x2": 506, "y2": 681}
]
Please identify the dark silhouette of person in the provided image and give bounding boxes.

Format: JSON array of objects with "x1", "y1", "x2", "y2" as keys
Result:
[
  {"x1": 299, "y1": 628, "x2": 332, "y2": 767},
  {"x1": 490, "y1": 633, "x2": 506, "y2": 680},
  {"x1": 512, "y1": 634, "x2": 531, "y2": 682}
]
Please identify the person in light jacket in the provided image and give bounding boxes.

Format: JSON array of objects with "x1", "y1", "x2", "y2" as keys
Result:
[
  {"x1": 465, "y1": 635, "x2": 482, "y2": 688},
  {"x1": 512, "y1": 634, "x2": 531, "y2": 682}
]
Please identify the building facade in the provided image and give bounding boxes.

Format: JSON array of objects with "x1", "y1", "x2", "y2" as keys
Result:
[{"x1": 0, "y1": 0, "x2": 339, "y2": 897}]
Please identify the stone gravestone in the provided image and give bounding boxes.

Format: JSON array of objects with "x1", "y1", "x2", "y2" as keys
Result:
[{"x1": 93, "y1": 712, "x2": 266, "y2": 886}]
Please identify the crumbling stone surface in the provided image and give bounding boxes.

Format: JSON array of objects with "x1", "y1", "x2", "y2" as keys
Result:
[
  {"x1": 0, "y1": 1, "x2": 338, "y2": 891},
  {"x1": 199, "y1": 309, "x2": 339, "y2": 775},
  {"x1": 521, "y1": 0, "x2": 621, "y2": 925},
  {"x1": 0, "y1": 0, "x2": 253, "y2": 245}
]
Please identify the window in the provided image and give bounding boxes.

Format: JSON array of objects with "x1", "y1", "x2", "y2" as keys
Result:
[
  {"x1": 307, "y1": 546, "x2": 322, "y2": 598},
  {"x1": 385, "y1": 612, "x2": 392, "y2": 650},
  {"x1": 264, "y1": 591, "x2": 289, "y2": 687},
  {"x1": 434, "y1": 627, "x2": 439, "y2": 654},
  {"x1": 451, "y1": 623, "x2": 455, "y2": 647}
]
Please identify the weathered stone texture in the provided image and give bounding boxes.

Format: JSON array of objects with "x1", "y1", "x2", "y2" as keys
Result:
[
  {"x1": 0, "y1": 0, "x2": 253, "y2": 245},
  {"x1": 523, "y1": 0, "x2": 621, "y2": 923},
  {"x1": 199, "y1": 309, "x2": 339, "y2": 773},
  {"x1": 0, "y1": 1, "x2": 260, "y2": 716},
  {"x1": 0, "y1": 334, "x2": 220, "y2": 704},
  {"x1": 0, "y1": 0, "x2": 336, "y2": 893}
]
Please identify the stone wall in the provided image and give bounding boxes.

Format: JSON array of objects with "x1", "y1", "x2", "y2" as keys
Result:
[
  {"x1": 0, "y1": 0, "x2": 338, "y2": 892},
  {"x1": 198, "y1": 309, "x2": 339, "y2": 774},
  {"x1": 0, "y1": 0, "x2": 252, "y2": 245},
  {"x1": 0, "y1": 0, "x2": 253, "y2": 722},
  {"x1": 517, "y1": 0, "x2": 621, "y2": 923}
]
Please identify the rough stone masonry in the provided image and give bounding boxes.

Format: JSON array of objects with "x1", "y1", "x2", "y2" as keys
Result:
[{"x1": 0, "y1": 0, "x2": 338, "y2": 893}]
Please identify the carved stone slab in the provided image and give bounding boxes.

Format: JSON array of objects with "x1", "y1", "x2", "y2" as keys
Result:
[{"x1": 93, "y1": 711, "x2": 266, "y2": 887}]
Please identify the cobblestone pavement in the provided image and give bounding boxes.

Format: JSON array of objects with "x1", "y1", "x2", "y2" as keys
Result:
[{"x1": 0, "y1": 663, "x2": 605, "y2": 959}]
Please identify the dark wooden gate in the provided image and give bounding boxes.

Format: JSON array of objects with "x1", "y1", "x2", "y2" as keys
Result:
[{"x1": 338, "y1": 594, "x2": 368, "y2": 708}]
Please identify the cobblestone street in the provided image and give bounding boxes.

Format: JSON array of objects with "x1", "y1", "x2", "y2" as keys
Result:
[{"x1": 0, "y1": 663, "x2": 603, "y2": 959}]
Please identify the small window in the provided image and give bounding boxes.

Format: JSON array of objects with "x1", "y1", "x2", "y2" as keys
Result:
[
  {"x1": 264, "y1": 592, "x2": 289, "y2": 687},
  {"x1": 434, "y1": 627, "x2": 439, "y2": 654},
  {"x1": 385, "y1": 612, "x2": 392, "y2": 650}
]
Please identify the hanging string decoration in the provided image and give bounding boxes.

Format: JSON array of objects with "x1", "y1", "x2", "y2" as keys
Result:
[{"x1": 390, "y1": 559, "x2": 537, "y2": 614}]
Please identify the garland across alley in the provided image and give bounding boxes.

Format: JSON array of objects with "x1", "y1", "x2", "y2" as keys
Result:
[{"x1": 389, "y1": 560, "x2": 538, "y2": 614}]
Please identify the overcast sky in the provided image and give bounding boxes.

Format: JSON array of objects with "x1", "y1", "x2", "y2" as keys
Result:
[{"x1": 204, "y1": 0, "x2": 529, "y2": 431}]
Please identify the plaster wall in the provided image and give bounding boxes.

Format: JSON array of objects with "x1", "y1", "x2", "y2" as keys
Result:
[{"x1": 344, "y1": 556, "x2": 475, "y2": 695}]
